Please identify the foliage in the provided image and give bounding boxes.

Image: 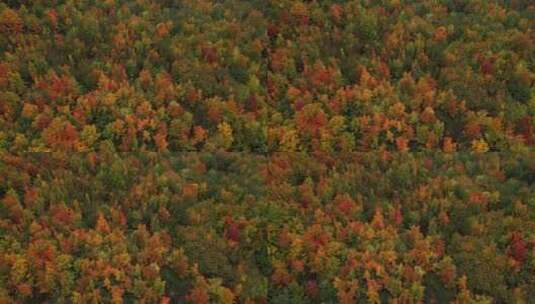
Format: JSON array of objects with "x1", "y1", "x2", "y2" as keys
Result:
[{"x1": 0, "y1": 0, "x2": 534, "y2": 303}]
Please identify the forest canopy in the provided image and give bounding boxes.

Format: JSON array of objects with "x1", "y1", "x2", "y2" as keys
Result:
[{"x1": 0, "y1": 0, "x2": 534, "y2": 303}]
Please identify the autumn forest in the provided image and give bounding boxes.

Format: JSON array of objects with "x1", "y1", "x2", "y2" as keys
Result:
[{"x1": 0, "y1": 0, "x2": 534, "y2": 303}]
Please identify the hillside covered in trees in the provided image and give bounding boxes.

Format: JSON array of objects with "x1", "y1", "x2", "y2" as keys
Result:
[{"x1": 0, "y1": 0, "x2": 534, "y2": 303}]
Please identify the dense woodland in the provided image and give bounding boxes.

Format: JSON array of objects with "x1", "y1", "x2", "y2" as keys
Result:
[{"x1": 0, "y1": 0, "x2": 534, "y2": 303}]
